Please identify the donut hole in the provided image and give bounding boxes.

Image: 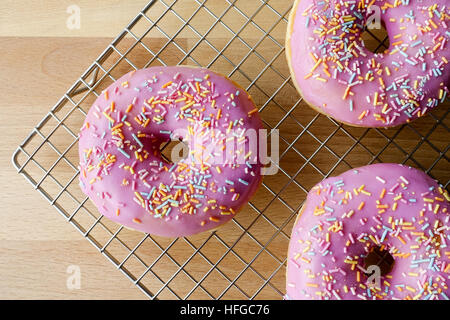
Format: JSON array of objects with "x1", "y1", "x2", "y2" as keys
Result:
[
  {"x1": 161, "y1": 139, "x2": 188, "y2": 164},
  {"x1": 361, "y1": 22, "x2": 390, "y2": 54},
  {"x1": 364, "y1": 246, "x2": 394, "y2": 277}
]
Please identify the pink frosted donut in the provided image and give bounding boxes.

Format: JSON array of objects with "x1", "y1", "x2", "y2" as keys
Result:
[
  {"x1": 286, "y1": 0, "x2": 450, "y2": 127},
  {"x1": 286, "y1": 163, "x2": 450, "y2": 300},
  {"x1": 78, "y1": 66, "x2": 263, "y2": 237}
]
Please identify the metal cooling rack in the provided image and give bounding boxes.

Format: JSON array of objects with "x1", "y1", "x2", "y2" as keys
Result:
[{"x1": 12, "y1": 0, "x2": 450, "y2": 300}]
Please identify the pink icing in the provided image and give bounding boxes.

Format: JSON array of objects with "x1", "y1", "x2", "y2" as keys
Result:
[
  {"x1": 287, "y1": 0, "x2": 450, "y2": 127},
  {"x1": 78, "y1": 66, "x2": 263, "y2": 237},
  {"x1": 286, "y1": 163, "x2": 450, "y2": 300}
]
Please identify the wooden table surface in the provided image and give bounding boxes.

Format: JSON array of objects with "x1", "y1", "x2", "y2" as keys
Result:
[
  {"x1": 1, "y1": 0, "x2": 448, "y2": 300},
  {"x1": 2, "y1": 0, "x2": 297, "y2": 300},
  {"x1": 1, "y1": 0, "x2": 157, "y2": 299}
]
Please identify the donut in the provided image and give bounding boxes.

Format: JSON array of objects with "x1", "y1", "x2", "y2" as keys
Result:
[
  {"x1": 286, "y1": 163, "x2": 450, "y2": 300},
  {"x1": 286, "y1": 0, "x2": 450, "y2": 127},
  {"x1": 78, "y1": 66, "x2": 263, "y2": 237}
]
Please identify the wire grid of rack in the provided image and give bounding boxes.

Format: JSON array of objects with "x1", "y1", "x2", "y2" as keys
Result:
[{"x1": 12, "y1": 0, "x2": 450, "y2": 300}]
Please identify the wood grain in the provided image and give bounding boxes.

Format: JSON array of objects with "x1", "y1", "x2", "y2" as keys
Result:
[
  {"x1": 0, "y1": 35, "x2": 146, "y2": 299},
  {"x1": 1, "y1": 0, "x2": 448, "y2": 300}
]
